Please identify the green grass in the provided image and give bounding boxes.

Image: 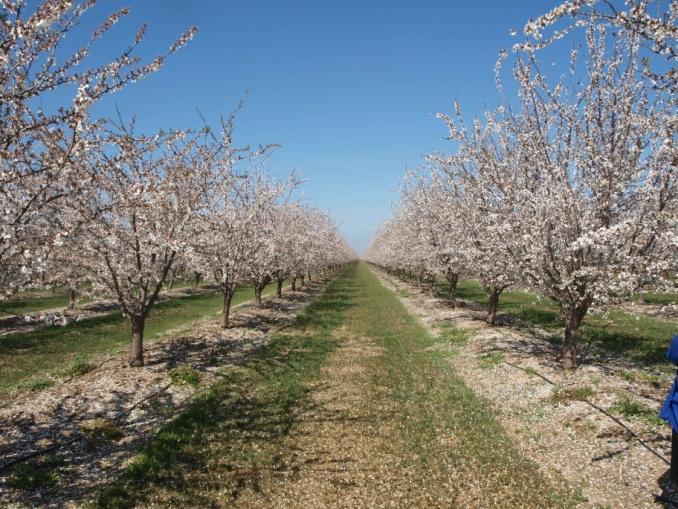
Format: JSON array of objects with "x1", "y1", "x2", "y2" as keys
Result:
[
  {"x1": 80, "y1": 419, "x2": 124, "y2": 442},
  {"x1": 477, "y1": 351, "x2": 504, "y2": 369},
  {"x1": 0, "y1": 280, "x2": 210, "y2": 318},
  {"x1": 169, "y1": 364, "x2": 201, "y2": 387},
  {"x1": 6, "y1": 455, "x2": 63, "y2": 490},
  {"x1": 351, "y1": 265, "x2": 576, "y2": 506},
  {"x1": 436, "y1": 279, "x2": 678, "y2": 368},
  {"x1": 0, "y1": 283, "x2": 282, "y2": 397},
  {"x1": 609, "y1": 395, "x2": 664, "y2": 427},
  {"x1": 90, "y1": 267, "x2": 352, "y2": 508},
  {"x1": 549, "y1": 386, "x2": 595, "y2": 405},
  {"x1": 636, "y1": 292, "x2": 677, "y2": 306},
  {"x1": 0, "y1": 291, "x2": 73, "y2": 318}
]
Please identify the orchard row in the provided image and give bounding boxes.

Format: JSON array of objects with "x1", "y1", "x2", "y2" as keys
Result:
[
  {"x1": 364, "y1": 0, "x2": 676, "y2": 368},
  {"x1": 0, "y1": 1, "x2": 354, "y2": 366}
]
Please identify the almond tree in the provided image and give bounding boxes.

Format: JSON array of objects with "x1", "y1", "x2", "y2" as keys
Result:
[
  {"x1": 44, "y1": 224, "x2": 89, "y2": 309},
  {"x1": 367, "y1": 0, "x2": 675, "y2": 370},
  {"x1": 430, "y1": 104, "x2": 523, "y2": 324},
  {"x1": 514, "y1": 0, "x2": 676, "y2": 92},
  {"x1": 70, "y1": 119, "x2": 210, "y2": 366},
  {"x1": 0, "y1": 0, "x2": 195, "y2": 297},
  {"x1": 240, "y1": 173, "x2": 299, "y2": 308},
  {"x1": 268, "y1": 203, "x2": 304, "y2": 297},
  {"x1": 191, "y1": 161, "x2": 296, "y2": 325},
  {"x1": 399, "y1": 169, "x2": 467, "y2": 305},
  {"x1": 267, "y1": 205, "x2": 352, "y2": 293},
  {"x1": 506, "y1": 20, "x2": 676, "y2": 368}
]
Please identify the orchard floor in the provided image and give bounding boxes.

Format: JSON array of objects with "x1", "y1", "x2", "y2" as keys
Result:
[
  {"x1": 375, "y1": 267, "x2": 678, "y2": 508},
  {"x1": 3, "y1": 263, "x2": 670, "y2": 508},
  {"x1": 0, "y1": 276, "x2": 328, "y2": 508},
  {"x1": 88, "y1": 263, "x2": 574, "y2": 508}
]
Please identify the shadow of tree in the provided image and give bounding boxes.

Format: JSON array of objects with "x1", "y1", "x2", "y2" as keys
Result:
[
  {"x1": 0, "y1": 273, "x2": 346, "y2": 508},
  {"x1": 433, "y1": 280, "x2": 676, "y2": 369}
]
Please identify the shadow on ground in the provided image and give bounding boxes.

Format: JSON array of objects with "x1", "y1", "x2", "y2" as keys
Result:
[{"x1": 0, "y1": 276, "x2": 338, "y2": 508}]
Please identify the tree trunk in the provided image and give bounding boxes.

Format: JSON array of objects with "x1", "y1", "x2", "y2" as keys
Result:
[
  {"x1": 68, "y1": 288, "x2": 77, "y2": 309},
  {"x1": 192, "y1": 271, "x2": 201, "y2": 289},
  {"x1": 300, "y1": 276, "x2": 305, "y2": 287},
  {"x1": 428, "y1": 278, "x2": 434, "y2": 297},
  {"x1": 291, "y1": 277, "x2": 297, "y2": 291},
  {"x1": 129, "y1": 316, "x2": 145, "y2": 367},
  {"x1": 255, "y1": 285, "x2": 264, "y2": 306},
  {"x1": 446, "y1": 273, "x2": 459, "y2": 308},
  {"x1": 276, "y1": 279, "x2": 283, "y2": 297},
  {"x1": 221, "y1": 290, "x2": 233, "y2": 329},
  {"x1": 562, "y1": 303, "x2": 588, "y2": 369},
  {"x1": 487, "y1": 288, "x2": 501, "y2": 325},
  {"x1": 307, "y1": 271, "x2": 312, "y2": 281}
]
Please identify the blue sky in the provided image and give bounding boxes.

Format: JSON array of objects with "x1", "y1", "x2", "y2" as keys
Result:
[{"x1": 65, "y1": 1, "x2": 567, "y2": 251}]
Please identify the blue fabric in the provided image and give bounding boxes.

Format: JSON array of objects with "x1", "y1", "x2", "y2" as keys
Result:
[
  {"x1": 667, "y1": 335, "x2": 678, "y2": 365},
  {"x1": 660, "y1": 379, "x2": 678, "y2": 432},
  {"x1": 659, "y1": 336, "x2": 678, "y2": 432}
]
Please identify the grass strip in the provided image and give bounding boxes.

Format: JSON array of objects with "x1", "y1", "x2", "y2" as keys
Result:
[
  {"x1": 349, "y1": 265, "x2": 579, "y2": 507},
  {"x1": 0, "y1": 283, "x2": 283, "y2": 396},
  {"x1": 434, "y1": 279, "x2": 677, "y2": 369}
]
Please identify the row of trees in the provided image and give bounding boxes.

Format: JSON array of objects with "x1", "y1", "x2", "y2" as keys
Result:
[
  {"x1": 1, "y1": 1, "x2": 354, "y2": 367},
  {"x1": 365, "y1": 0, "x2": 676, "y2": 369}
]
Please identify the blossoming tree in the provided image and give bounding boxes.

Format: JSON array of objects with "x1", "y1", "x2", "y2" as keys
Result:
[{"x1": 0, "y1": 0, "x2": 195, "y2": 297}]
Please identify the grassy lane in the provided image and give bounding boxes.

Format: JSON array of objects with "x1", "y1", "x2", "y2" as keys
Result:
[
  {"x1": 0, "y1": 291, "x2": 75, "y2": 318},
  {"x1": 92, "y1": 263, "x2": 574, "y2": 508},
  {"x1": 348, "y1": 264, "x2": 576, "y2": 506},
  {"x1": 0, "y1": 282, "x2": 211, "y2": 318},
  {"x1": 0, "y1": 283, "x2": 282, "y2": 397},
  {"x1": 433, "y1": 279, "x2": 678, "y2": 368}
]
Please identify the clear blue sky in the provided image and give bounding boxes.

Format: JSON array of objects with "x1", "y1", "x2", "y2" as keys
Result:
[{"x1": 68, "y1": 1, "x2": 566, "y2": 252}]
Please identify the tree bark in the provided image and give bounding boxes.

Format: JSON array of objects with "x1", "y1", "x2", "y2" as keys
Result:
[
  {"x1": 68, "y1": 288, "x2": 77, "y2": 309},
  {"x1": 221, "y1": 290, "x2": 233, "y2": 329},
  {"x1": 255, "y1": 284, "x2": 265, "y2": 306},
  {"x1": 300, "y1": 276, "x2": 305, "y2": 287},
  {"x1": 446, "y1": 273, "x2": 459, "y2": 308},
  {"x1": 129, "y1": 316, "x2": 145, "y2": 367},
  {"x1": 192, "y1": 271, "x2": 201, "y2": 289},
  {"x1": 307, "y1": 271, "x2": 312, "y2": 281},
  {"x1": 291, "y1": 277, "x2": 297, "y2": 291},
  {"x1": 487, "y1": 288, "x2": 501, "y2": 325},
  {"x1": 276, "y1": 279, "x2": 283, "y2": 297},
  {"x1": 562, "y1": 302, "x2": 589, "y2": 369}
]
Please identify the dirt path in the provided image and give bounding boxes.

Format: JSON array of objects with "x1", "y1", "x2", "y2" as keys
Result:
[
  {"x1": 373, "y1": 266, "x2": 677, "y2": 508},
  {"x1": 237, "y1": 263, "x2": 574, "y2": 508},
  {"x1": 105, "y1": 262, "x2": 573, "y2": 508},
  {"x1": 243, "y1": 328, "x2": 405, "y2": 507}
]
